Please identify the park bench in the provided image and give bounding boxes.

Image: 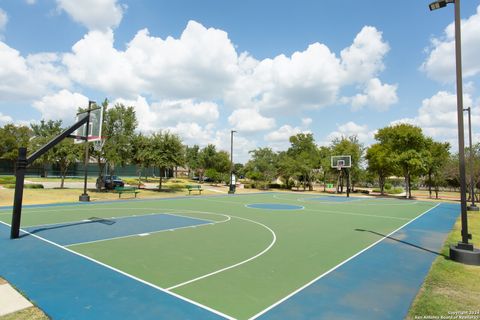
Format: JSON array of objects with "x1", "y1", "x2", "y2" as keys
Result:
[
  {"x1": 114, "y1": 186, "x2": 140, "y2": 198},
  {"x1": 186, "y1": 184, "x2": 203, "y2": 195}
]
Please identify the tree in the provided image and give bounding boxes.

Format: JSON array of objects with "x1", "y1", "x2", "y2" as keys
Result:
[
  {"x1": 375, "y1": 124, "x2": 428, "y2": 198},
  {"x1": 30, "y1": 120, "x2": 63, "y2": 177},
  {"x1": 287, "y1": 133, "x2": 320, "y2": 191},
  {"x1": 102, "y1": 103, "x2": 138, "y2": 174},
  {"x1": 0, "y1": 124, "x2": 31, "y2": 172},
  {"x1": 149, "y1": 131, "x2": 184, "y2": 190},
  {"x1": 131, "y1": 133, "x2": 153, "y2": 186},
  {"x1": 53, "y1": 138, "x2": 83, "y2": 188},
  {"x1": 198, "y1": 144, "x2": 218, "y2": 182},
  {"x1": 185, "y1": 145, "x2": 200, "y2": 178},
  {"x1": 366, "y1": 143, "x2": 394, "y2": 195},
  {"x1": 424, "y1": 139, "x2": 450, "y2": 199},
  {"x1": 330, "y1": 135, "x2": 364, "y2": 193},
  {"x1": 245, "y1": 147, "x2": 278, "y2": 188},
  {"x1": 276, "y1": 151, "x2": 297, "y2": 189}
]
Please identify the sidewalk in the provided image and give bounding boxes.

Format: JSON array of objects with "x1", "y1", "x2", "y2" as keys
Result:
[{"x1": 0, "y1": 279, "x2": 33, "y2": 317}]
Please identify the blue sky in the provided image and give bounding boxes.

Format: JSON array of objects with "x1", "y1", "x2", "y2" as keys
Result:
[{"x1": 1, "y1": 0, "x2": 480, "y2": 162}]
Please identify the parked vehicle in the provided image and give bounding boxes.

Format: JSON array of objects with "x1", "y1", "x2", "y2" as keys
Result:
[{"x1": 96, "y1": 175, "x2": 125, "y2": 190}]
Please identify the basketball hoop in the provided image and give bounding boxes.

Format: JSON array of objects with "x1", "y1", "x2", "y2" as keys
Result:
[{"x1": 93, "y1": 138, "x2": 106, "y2": 152}]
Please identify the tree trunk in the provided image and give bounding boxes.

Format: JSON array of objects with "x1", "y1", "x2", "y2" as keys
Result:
[
  {"x1": 428, "y1": 172, "x2": 432, "y2": 199},
  {"x1": 158, "y1": 167, "x2": 164, "y2": 190},
  {"x1": 323, "y1": 172, "x2": 326, "y2": 192},
  {"x1": 379, "y1": 176, "x2": 385, "y2": 195}
]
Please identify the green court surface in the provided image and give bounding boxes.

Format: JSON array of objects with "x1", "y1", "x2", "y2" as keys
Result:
[{"x1": 0, "y1": 193, "x2": 437, "y2": 319}]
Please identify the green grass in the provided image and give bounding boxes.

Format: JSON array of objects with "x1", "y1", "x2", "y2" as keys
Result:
[
  {"x1": 407, "y1": 211, "x2": 480, "y2": 318},
  {"x1": 0, "y1": 193, "x2": 436, "y2": 319}
]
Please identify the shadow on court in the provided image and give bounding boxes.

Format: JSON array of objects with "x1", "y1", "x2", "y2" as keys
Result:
[
  {"x1": 21, "y1": 217, "x2": 115, "y2": 238},
  {"x1": 354, "y1": 228, "x2": 448, "y2": 258}
]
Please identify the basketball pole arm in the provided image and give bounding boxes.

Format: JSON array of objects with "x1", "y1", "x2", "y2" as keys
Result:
[
  {"x1": 10, "y1": 115, "x2": 89, "y2": 239},
  {"x1": 27, "y1": 116, "x2": 89, "y2": 165}
]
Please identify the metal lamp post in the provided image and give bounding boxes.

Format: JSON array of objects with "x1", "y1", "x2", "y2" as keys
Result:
[
  {"x1": 429, "y1": 0, "x2": 480, "y2": 265},
  {"x1": 228, "y1": 130, "x2": 237, "y2": 194},
  {"x1": 463, "y1": 107, "x2": 479, "y2": 211}
]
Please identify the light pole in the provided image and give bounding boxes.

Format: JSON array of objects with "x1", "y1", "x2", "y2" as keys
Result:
[
  {"x1": 463, "y1": 107, "x2": 479, "y2": 211},
  {"x1": 429, "y1": 0, "x2": 480, "y2": 265},
  {"x1": 228, "y1": 130, "x2": 237, "y2": 194}
]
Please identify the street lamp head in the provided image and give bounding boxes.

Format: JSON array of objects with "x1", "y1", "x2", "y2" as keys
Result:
[{"x1": 429, "y1": 0, "x2": 454, "y2": 11}]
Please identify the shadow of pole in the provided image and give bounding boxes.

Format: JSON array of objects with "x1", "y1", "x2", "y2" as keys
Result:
[{"x1": 354, "y1": 228, "x2": 449, "y2": 259}]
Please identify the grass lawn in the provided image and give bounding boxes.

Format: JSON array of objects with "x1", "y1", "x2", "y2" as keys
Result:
[
  {"x1": 0, "y1": 186, "x2": 222, "y2": 207},
  {"x1": 407, "y1": 210, "x2": 480, "y2": 318}
]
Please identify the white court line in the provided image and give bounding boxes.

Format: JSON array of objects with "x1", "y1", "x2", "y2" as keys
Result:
[
  {"x1": 0, "y1": 220, "x2": 234, "y2": 320},
  {"x1": 303, "y1": 208, "x2": 411, "y2": 221},
  {"x1": 21, "y1": 211, "x2": 217, "y2": 229},
  {"x1": 248, "y1": 203, "x2": 441, "y2": 320},
  {"x1": 166, "y1": 215, "x2": 277, "y2": 291},
  {"x1": 272, "y1": 193, "x2": 420, "y2": 206}
]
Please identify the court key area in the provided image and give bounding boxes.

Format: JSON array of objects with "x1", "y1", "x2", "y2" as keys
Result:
[{"x1": 0, "y1": 193, "x2": 459, "y2": 319}]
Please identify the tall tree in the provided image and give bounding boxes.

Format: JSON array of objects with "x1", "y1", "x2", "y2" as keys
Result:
[
  {"x1": 198, "y1": 144, "x2": 218, "y2": 182},
  {"x1": 53, "y1": 138, "x2": 83, "y2": 188},
  {"x1": 375, "y1": 124, "x2": 428, "y2": 198},
  {"x1": 425, "y1": 139, "x2": 450, "y2": 199},
  {"x1": 330, "y1": 135, "x2": 364, "y2": 192},
  {"x1": 0, "y1": 124, "x2": 31, "y2": 172},
  {"x1": 366, "y1": 143, "x2": 394, "y2": 195},
  {"x1": 149, "y1": 131, "x2": 184, "y2": 190},
  {"x1": 30, "y1": 120, "x2": 63, "y2": 177},
  {"x1": 245, "y1": 147, "x2": 278, "y2": 188},
  {"x1": 185, "y1": 145, "x2": 200, "y2": 178},
  {"x1": 102, "y1": 103, "x2": 138, "y2": 174},
  {"x1": 287, "y1": 133, "x2": 320, "y2": 191}
]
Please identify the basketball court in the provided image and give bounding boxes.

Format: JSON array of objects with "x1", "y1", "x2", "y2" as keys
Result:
[{"x1": 0, "y1": 192, "x2": 459, "y2": 319}]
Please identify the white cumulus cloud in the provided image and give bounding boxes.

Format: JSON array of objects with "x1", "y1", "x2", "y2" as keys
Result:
[
  {"x1": 422, "y1": 5, "x2": 480, "y2": 82},
  {"x1": 228, "y1": 109, "x2": 276, "y2": 132},
  {"x1": 32, "y1": 89, "x2": 89, "y2": 122},
  {"x1": 56, "y1": 0, "x2": 125, "y2": 31},
  {"x1": 345, "y1": 78, "x2": 398, "y2": 111},
  {"x1": 0, "y1": 112, "x2": 13, "y2": 125},
  {"x1": 390, "y1": 91, "x2": 478, "y2": 149},
  {"x1": 0, "y1": 42, "x2": 70, "y2": 100},
  {"x1": 326, "y1": 121, "x2": 375, "y2": 145}
]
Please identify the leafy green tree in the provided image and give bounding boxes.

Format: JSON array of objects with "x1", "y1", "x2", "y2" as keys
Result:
[
  {"x1": 102, "y1": 103, "x2": 138, "y2": 174},
  {"x1": 149, "y1": 131, "x2": 184, "y2": 190},
  {"x1": 30, "y1": 120, "x2": 63, "y2": 177},
  {"x1": 424, "y1": 139, "x2": 450, "y2": 199},
  {"x1": 245, "y1": 147, "x2": 278, "y2": 188},
  {"x1": 185, "y1": 145, "x2": 200, "y2": 178},
  {"x1": 53, "y1": 138, "x2": 83, "y2": 188},
  {"x1": 375, "y1": 124, "x2": 428, "y2": 198},
  {"x1": 0, "y1": 124, "x2": 32, "y2": 172},
  {"x1": 366, "y1": 143, "x2": 394, "y2": 195},
  {"x1": 130, "y1": 133, "x2": 153, "y2": 186},
  {"x1": 330, "y1": 135, "x2": 364, "y2": 192},
  {"x1": 198, "y1": 144, "x2": 218, "y2": 182},
  {"x1": 318, "y1": 146, "x2": 332, "y2": 192},
  {"x1": 276, "y1": 151, "x2": 297, "y2": 189},
  {"x1": 287, "y1": 133, "x2": 320, "y2": 191}
]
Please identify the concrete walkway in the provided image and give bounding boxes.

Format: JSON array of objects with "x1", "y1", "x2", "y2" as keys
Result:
[{"x1": 0, "y1": 281, "x2": 33, "y2": 316}]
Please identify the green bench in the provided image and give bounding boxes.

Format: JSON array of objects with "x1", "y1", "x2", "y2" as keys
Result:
[
  {"x1": 186, "y1": 184, "x2": 203, "y2": 195},
  {"x1": 114, "y1": 186, "x2": 140, "y2": 198}
]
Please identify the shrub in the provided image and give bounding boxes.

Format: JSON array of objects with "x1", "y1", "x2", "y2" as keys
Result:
[
  {"x1": 268, "y1": 183, "x2": 282, "y2": 189},
  {"x1": 4, "y1": 183, "x2": 44, "y2": 189},
  {"x1": 384, "y1": 183, "x2": 393, "y2": 190},
  {"x1": 0, "y1": 176, "x2": 15, "y2": 184}
]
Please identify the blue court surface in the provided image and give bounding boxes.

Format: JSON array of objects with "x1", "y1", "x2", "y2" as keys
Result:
[
  {"x1": 256, "y1": 203, "x2": 459, "y2": 319},
  {"x1": 0, "y1": 194, "x2": 460, "y2": 319},
  {"x1": 23, "y1": 213, "x2": 212, "y2": 246}
]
